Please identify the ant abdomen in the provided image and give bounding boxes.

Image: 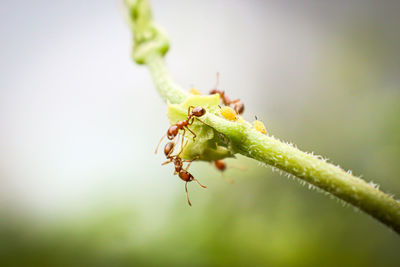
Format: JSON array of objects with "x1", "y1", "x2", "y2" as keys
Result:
[
  {"x1": 167, "y1": 125, "x2": 179, "y2": 139},
  {"x1": 214, "y1": 159, "x2": 226, "y2": 172},
  {"x1": 178, "y1": 170, "x2": 193, "y2": 182}
]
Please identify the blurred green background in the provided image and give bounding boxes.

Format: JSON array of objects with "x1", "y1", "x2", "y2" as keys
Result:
[{"x1": 1, "y1": 0, "x2": 400, "y2": 266}]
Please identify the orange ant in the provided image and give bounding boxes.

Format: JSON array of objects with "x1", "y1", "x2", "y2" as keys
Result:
[
  {"x1": 214, "y1": 159, "x2": 227, "y2": 172},
  {"x1": 162, "y1": 140, "x2": 207, "y2": 206},
  {"x1": 209, "y1": 73, "x2": 245, "y2": 115},
  {"x1": 212, "y1": 159, "x2": 247, "y2": 184},
  {"x1": 155, "y1": 106, "x2": 206, "y2": 154},
  {"x1": 154, "y1": 106, "x2": 207, "y2": 206},
  {"x1": 213, "y1": 159, "x2": 233, "y2": 184}
]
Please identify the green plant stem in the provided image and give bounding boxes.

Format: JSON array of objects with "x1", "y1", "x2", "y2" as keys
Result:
[
  {"x1": 124, "y1": 0, "x2": 400, "y2": 234},
  {"x1": 146, "y1": 54, "x2": 188, "y2": 104}
]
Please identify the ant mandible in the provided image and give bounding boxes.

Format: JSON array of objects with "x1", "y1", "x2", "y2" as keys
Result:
[
  {"x1": 162, "y1": 140, "x2": 207, "y2": 206},
  {"x1": 209, "y1": 73, "x2": 245, "y2": 115}
]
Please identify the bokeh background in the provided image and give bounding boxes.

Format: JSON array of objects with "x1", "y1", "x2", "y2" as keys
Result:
[{"x1": 1, "y1": 0, "x2": 400, "y2": 266}]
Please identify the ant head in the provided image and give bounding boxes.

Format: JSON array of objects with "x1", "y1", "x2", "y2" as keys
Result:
[
  {"x1": 214, "y1": 72, "x2": 220, "y2": 88},
  {"x1": 234, "y1": 102, "x2": 245, "y2": 115},
  {"x1": 192, "y1": 106, "x2": 206, "y2": 117},
  {"x1": 209, "y1": 89, "x2": 219, "y2": 95},
  {"x1": 164, "y1": 142, "x2": 175, "y2": 157}
]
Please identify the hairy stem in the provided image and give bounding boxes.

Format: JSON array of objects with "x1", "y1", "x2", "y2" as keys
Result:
[
  {"x1": 124, "y1": 0, "x2": 400, "y2": 234},
  {"x1": 146, "y1": 54, "x2": 188, "y2": 104}
]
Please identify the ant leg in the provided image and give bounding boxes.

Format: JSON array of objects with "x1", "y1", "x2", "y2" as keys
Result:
[
  {"x1": 167, "y1": 146, "x2": 175, "y2": 158},
  {"x1": 155, "y1": 134, "x2": 166, "y2": 154},
  {"x1": 180, "y1": 129, "x2": 185, "y2": 151},
  {"x1": 187, "y1": 106, "x2": 195, "y2": 117},
  {"x1": 230, "y1": 164, "x2": 248, "y2": 171},
  {"x1": 194, "y1": 118, "x2": 208, "y2": 126},
  {"x1": 161, "y1": 159, "x2": 173, "y2": 166},
  {"x1": 185, "y1": 126, "x2": 197, "y2": 141},
  {"x1": 178, "y1": 139, "x2": 188, "y2": 157},
  {"x1": 165, "y1": 138, "x2": 178, "y2": 158},
  {"x1": 185, "y1": 182, "x2": 192, "y2": 206},
  {"x1": 169, "y1": 133, "x2": 187, "y2": 158},
  {"x1": 214, "y1": 72, "x2": 220, "y2": 88},
  {"x1": 221, "y1": 173, "x2": 234, "y2": 184},
  {"x1": 194, "y1": 179, "x2": 207, "y2": 188},
  {"x1": 184, "y1": 156, "x2": 200, "y2": 171},
  {"x1": 184, "y1": 156, "x2": 200, "y2": 163},
  {"x1": 183, "y1": 158, "x2": 198, "y2": 172},
  {"x1": 177, "y1": 129, "x2": 187, "y2": 156},
  {"x1": 188, "y1": 117, "x2": 195, "y2": 125}
]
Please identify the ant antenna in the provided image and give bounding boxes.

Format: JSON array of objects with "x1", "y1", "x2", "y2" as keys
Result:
[
  {"x1": 221, "y1": 172, "x2": 234, "y2": 184},
  {"x1": 194, "y1": 179, "x2": 207, "y2": 188},
  {"x1": 230, "y1": 164, "x2": 248, "y2": 171},
  {"x1": 155, "y1": 134, "x2": 166, "y2": 154},
  {"x1": 177, "y1": 139, "x2": 188, "y2": 157},
  {"x1": 185, "y1": 182, "x2": 192, "y2": 206},
  {"x1": 214, "y1": 72, "x2": 220, "y2": 89}
]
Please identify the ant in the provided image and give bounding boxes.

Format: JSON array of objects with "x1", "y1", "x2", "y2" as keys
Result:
[
  {"x1": 155, "y1": 106, "x2": 206, "y2": 154},
  {"x1": 162, "y1": 140, "x2": 207, "y2": 206},
  {"x1": 214, "y1": 159, "x2": 227, "y2": 172},
  {"x1": 209, "y1": 73, "x2": 245, "y2": 115},
  {"x1": 212, "y1": 159, "x2": 247, "y2": 184},
  {"x1": 212, "y1": 159, "x2": 233, "y2": 184}
]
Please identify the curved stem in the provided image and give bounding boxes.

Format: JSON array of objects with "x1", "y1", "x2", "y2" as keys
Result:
[
  {"x1": 145, "y1": 54, "x2": 188, "y2": 104},
  {"x1": 124, "y1": 0, "x2": 400, "y2": 234}
]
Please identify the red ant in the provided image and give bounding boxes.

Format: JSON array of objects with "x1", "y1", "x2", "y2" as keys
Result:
[
  {"x1": 209, "y1": 73, "x2": 245, "y2": 115},
  {"x1": 162, "y1": 140, "x2": 207, "y2": 206},
  {"x1": 154, "y1": 106, "x2": 207, "y2": 206},
  {"x1": 155, "y1": 106, "x2": 206, "y2": 154},
  {"x1": 213, "y1": 159, "x2": 233, "y2": 184},
  {"x1": 212, "y1": 159, "x2": 247, "y2": 184},
  {"x1": 214, "y1": 159, "x2": 227, "y2": 172}
]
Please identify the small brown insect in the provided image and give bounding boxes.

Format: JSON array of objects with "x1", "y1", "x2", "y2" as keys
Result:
[
  {"x1": 163, "y1": 154, "x2": 206, "y2": 206},
  {"x1": 155, "y1": 106, "x2": 206, "y2": 154},
  {"x1": 166, "y1": 105, "x2": 206, "y2": 141},
  {"x1": 214, "y1": 159, "x2": 227, "y2": 172},
  {"x1": 209, "y1": 73, "x2": 245, "y2": 115},
  {"x1": 213, "y1": 159, "x2": 233, "y2": 184},
  {"x1": 213, "y1": 159, "x2": 247, "y2": 184},
  {"x1": 163, "y1": 141, "x2": 175, "y2": 158},
  {"x1": 231, "y1": 99, "x2": 245, "y2": 115},
  {"x1": 160, "y1": 136, "x2": 206, "y2": 206}
]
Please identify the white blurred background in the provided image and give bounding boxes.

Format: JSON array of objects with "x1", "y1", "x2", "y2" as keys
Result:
[{"x1": 1, "y1": 1, "x2": 400, "y2": 265}]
